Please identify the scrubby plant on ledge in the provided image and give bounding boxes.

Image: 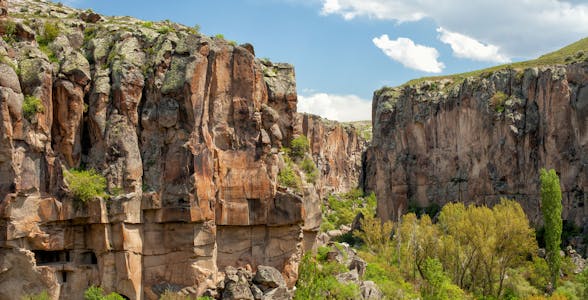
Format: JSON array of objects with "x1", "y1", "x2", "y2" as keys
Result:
[
  {"x1": 64, "y1": 168, "x2": 107, "y2": 202},
  {"x1": 22, "y1": 95, "x2": 44, "y2": 120}
]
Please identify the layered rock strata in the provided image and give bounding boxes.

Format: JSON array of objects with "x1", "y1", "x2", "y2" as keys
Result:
[
  {"x1": 0, "y1": 1, "x2": 366, "y2": 299},
  {"x1": 365, "y1": 63, "x2": 588, "y2": 231}
]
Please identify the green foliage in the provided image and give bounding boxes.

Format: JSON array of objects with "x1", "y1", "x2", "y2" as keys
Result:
[
  {"x1": 491, "y1": 91, "x2": 508, "y2": 113},
  {"x1": 37, "y1": 22, "x2": 60, "y2": 46},
  {"x1": 355, "y1": 214, "x2": 393, "y2": 254},
  {"x1": 64, "y1": 169, "x2": 107, "y2": 202},
  {"x1": 214, "y1": 34, "x2": 225, "y2": 39},
  {"x1": 21, "y1": 291, "x2": 50, "y2": 300},
  {"x1": 157, "y1": 26, "x2": 173, "y2": 34},
  {"x1": 321, "y1": 189, "x2": 376, "y2": 232},
  {"x1": 540, "y1": 168, "x2": 563, "y2": 288},
  {"x1": 141, "y1": 21, "x2": 154, "y2": 28},
  {"x1": 421, "y1": 258, "x2": 466, "y2": 300},
  {"x1": 289, "y1": 135, "x2": 310, "y2": 160},
  {"x1": 300, "y1": 157, "x2": 318, "y2": 183},
  {"x1": 294, "y1": 254, "x2": 360, "y2": 300},
  {"x1": 278, "y1": 159, "x2": 301, "y2": 190},
  {"x1": 190, "y1": 24, "x2": 201, "y2": 35},
  {"x1": 228, "y1": 40, "x2": 237, "y2": 46},
  {"x1": 23, "y1": 95, "x2": 44, "y2": 120},
  {"x1": 84, "y1": 286, "x2": 124, "y2": 300},
  {"x1": 2, "y1": 20, "x2": 17, "y2": 43}
]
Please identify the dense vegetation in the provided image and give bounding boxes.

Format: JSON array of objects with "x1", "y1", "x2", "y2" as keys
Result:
[
  {"x1": 278, "y1": 135, "x2": 319, "y2": 189},
  {"x1": 297, "y1": 185, "x2": 587, "y2": 299}
]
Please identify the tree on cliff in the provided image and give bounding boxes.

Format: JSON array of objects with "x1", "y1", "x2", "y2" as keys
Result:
[{"x1": 540, "y1": 168, "x2": 563, "y2": 289}]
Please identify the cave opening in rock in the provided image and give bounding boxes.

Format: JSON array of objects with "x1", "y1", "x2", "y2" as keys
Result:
[
  {"x1": 32, "y1": 250, "x2": 70, "y2": 265},
  {"x1": 80, "y1": 251, "x2": 98, "y2": 265}
]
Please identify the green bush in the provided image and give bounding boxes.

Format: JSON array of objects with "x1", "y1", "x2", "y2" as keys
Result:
[
  {"x1": 157, "y1": 26, "x2": 172, "y2": 34},
  {"x1": 84, "y1": 286, "x2": 124, "y2": 300},
  {"x1": 65, "y1": 169, "x2": 107, "y2": 202},
  {"x1": 37, "y1": 22, "x2": 60, "y2": 46},
  {"x1": 21, "y1": 291, "x2": 50, "y2": 300},
  {"x1": 2, "y1": 20, "x2": 17, "y2": 43},
  {"x1": 278, "y1": 161, "x2": 301, "y2": 190},
  {"x1": 294, "y1": 254, "x2": 360, "y2": 300},
  {"x1": 23, "y1": 95, "x2": 44, "y2": 120},
  {"x1": 290, "y1": 135, "x2": 309, "y2": 159},
  {"x1": 321, "y1": 189, "x2": 376, "y2": 231},
  {"x1": 300, "y1": 157, "x2": 318, "y2": 183},
  {"x1": 214, "y1": 33, "x2": 225, "y2": 40},
  {"x1": 491, "y1": 91, "x2": 508, "y2": 113},
  {"x1": 141, "y1": 21, "x2": 154, "y2": 28}
]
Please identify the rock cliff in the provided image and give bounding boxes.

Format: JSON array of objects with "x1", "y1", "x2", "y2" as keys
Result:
[
  {"x1": 365, "y1": 61, "x2": 588, "y2": 231},
  {"x1": 0, "y1": 1, "x2": 366, "y2": 299}
]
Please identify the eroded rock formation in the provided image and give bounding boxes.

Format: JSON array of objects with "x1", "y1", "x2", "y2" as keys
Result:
[
  {"x1": 0, "y1": 1, "x2": 366, "y2": 299},
  {"x1": 365, "y1": 63, "x2": 588, "y2": 231}
]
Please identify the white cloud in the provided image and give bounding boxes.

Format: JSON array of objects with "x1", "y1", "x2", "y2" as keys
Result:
[
  {"x1": 437, "y1": 27, "x2": 510, "y2": 63},
  {"x1": 372, "y1": 35, "x2": 444, "y2": 73},
  {"x1": 319, "y1": 0, "x2": 588, "y2": 58},
  {"x1": 298, "y1": 93, "x2": 371, "y2": 121}
]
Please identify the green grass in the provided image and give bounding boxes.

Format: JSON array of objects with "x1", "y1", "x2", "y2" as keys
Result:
[
  {"x1": 278, "y1": 159, "x2": 302, "y2": 191},
  {"x1": 401, "y1": 37, "x2": 588, "y2": 88},
  {"x1": 36, "y1": 22, "x2": 60, "y2": 46}
]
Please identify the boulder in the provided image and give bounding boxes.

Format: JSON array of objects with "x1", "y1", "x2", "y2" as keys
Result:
[{"x1": 253, "y1": 265, "x2": 286, "y2": 290}]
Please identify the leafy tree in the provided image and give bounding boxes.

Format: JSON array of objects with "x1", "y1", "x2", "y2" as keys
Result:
[
  {"x1": 540, "y1": 168, "x2": 563, "y2": 289},
  {"x1": 355, "y1": 214, "x2": 393, "y2": 254},
  {"x1": 84, "y1": 286, "x2": 124, "y2": 300},
  {"x1": 21, "y1": 291, "x2": 50, "y2": 300}
]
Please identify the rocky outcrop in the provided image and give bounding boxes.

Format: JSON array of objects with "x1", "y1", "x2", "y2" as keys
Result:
[
  {"x1": 365, "y1": 63, "x2": 588, "y2": 231},
  {"x1": 0, "y1": 1, "x2": 367, "y2": 299}
]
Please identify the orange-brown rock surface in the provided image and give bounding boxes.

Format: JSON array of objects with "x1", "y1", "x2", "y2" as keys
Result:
[
  {"x1": 0, "y1": 1, "x2": 366, "y2": 299},
  {"x1": 365, "y1": 64, "x2": 588, "y2": 230}
]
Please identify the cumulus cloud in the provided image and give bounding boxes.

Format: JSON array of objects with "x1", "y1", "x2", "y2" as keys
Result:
[
  {"x1": 437, "y1": 28, "x2": 510, "y2": 63},
  {"x1": 372, "y1": 35, "x2": 444, "y2": 73},
  {"x1": 319, "y1": 0, "x2": 588, "y2": 58},
  {"x1": 298, "y1": 93, "x2": 371, "y2": 121}
]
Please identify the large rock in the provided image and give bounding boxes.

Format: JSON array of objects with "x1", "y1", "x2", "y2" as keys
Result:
[
  {"x1": 366, "y1": 64, "x2": 588, "y2": 230},
  {"x1": 253, "y1": 265, "x2": 286, "y2": 290}
]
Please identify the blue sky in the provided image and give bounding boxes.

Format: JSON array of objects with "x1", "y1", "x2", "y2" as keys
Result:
[{"x1": 63, "y1": 0, "x2": 588, "y2": 121}]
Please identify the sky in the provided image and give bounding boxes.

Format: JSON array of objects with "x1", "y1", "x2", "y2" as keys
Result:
[{"x1": 62, "y1": 0, "x2": 588, "y2": 121}]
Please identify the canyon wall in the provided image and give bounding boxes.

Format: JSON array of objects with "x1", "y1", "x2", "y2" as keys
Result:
[
  {"x1": 365, "y1": 63, "x2": 588, "y2": 231},
  {"x1": 0, "y1": 1, "x2": 366, "y2": 299}
]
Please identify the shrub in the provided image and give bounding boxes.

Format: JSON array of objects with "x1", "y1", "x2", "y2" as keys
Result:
[
  {"x1": 23, "y1": 95, "x2": 44, "y2": 120},
  {"x1": 157, "y1": 26, "x2": 172, "y2": 34},
  {"x1": 300, "y1": 157, "x2": 318, "y2": 183},
  {"x1": 141, "y1": 21, "x2": 154, "y2": 29},
  {"x1": 2, "y1": 20, "x2": 17, "y2": 43},
  {"x1": 290, "y1": 135, "x2": 309, "y2": 159},
  {"x1": 321, "y1": 189, "x2": 376, "y2": 231},
  {"x1": 64, "y1": 169, "x2": 107, "y2": 202},
  {"x1": 39, "y1": 44, "x2": 58, "y2": 63},
  {"x1": 84, "y1": 286, "x2": 124, "y2": 300},
  {"x1": 37, "y1": 22, "x2": 60, "y2": 46},
  {"x1": 21, "y1": 291, "x2": 50, "y2": 300},
  {"x1": 491, "y1": 91, "x2": 508, "y2": 113},
  {"x1": 214, "y1": 33, "x2": 225, "y2": 39},
  {"x1": 277, "y1": 161, "x2": 301, "y2": 190},
  {"x1": 294, "y1": 254, "x2": 360, "y2": 300},
  {"x1": 190, "y1": 24, "x2": 201, "y2": 34}
]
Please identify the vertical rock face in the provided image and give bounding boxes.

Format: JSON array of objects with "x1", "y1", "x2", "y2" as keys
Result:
[
  {"x1": 365, "y1": 63, "x2": 588, "y2": 229},
  {"x1": 0, "y1": 1, "x2": 367, "y2": 299}
]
